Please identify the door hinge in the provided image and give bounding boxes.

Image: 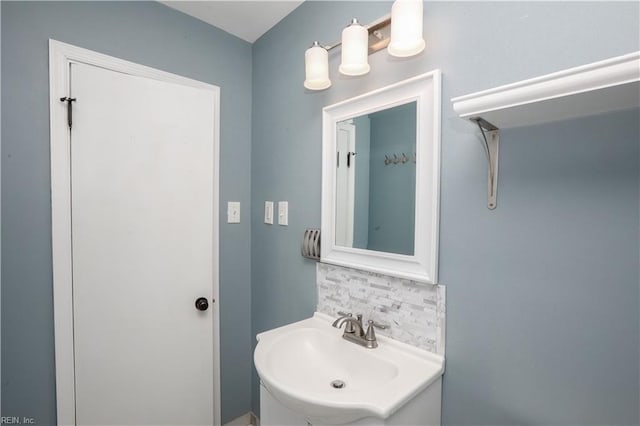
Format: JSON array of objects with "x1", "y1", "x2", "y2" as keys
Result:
[{"x1": 60, "y1": 97, "x2": 76, "y2": 129}]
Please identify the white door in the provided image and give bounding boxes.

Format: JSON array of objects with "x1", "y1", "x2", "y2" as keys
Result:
[
  {"x1": 70, "y1": 62, "x2": 216, "y2": 425},
  {"x1": 335, "y1": 122, "x2": 355, "y2": 247}
]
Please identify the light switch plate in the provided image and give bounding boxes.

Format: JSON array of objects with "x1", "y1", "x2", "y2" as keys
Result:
[
  {"x1": 227, "y1": 201, "x2": 240, "y2": 224},
  {"x1": 264, "y1": 201, "x2": 274, "y2": 224},
  {"x1": 278, "y1": 201, "x2": 288, "y2": 226}
]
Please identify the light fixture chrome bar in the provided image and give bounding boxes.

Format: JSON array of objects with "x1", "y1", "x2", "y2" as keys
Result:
[
  {"x1": 366, "y1": 15, "x2": 392, "y2": 54},
  {"x1": 320, "y1": 14, "x2": 392, "y2": 54},
  {"x1": 472, "y1": 117, "x2": 499, "y2": 210}
]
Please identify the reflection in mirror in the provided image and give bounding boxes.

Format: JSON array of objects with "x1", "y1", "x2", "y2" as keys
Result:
[{"x1": 335, "y1": 102, "x2": 416, "y2": 256}]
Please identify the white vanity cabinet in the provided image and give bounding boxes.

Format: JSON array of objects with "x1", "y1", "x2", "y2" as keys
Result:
[
  {"x1": 260, "y1": 384, "x2": 309, "y2": 426},
  {"x1": 255, "y1": 314, "x2": 445, "y2": 426},
  {"x1": 260, "y1": 379, "x2": 443, "y2": 426}
]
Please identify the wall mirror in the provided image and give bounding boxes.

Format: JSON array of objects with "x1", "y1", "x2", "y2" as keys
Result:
[{"x1": 321, "y1": 71, "x2": 441, "y2": 283}]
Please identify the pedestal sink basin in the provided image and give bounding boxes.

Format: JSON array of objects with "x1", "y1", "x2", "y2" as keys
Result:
[{"x1": 254, "y1": 312, "x2": 445, "y2": 425}]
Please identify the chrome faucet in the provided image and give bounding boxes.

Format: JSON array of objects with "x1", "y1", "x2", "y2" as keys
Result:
[
  {"x1": 331, "y1": 311, "x2": 363, "y2": 334},
  {"x1": 332, "y1": 312, "x2": 387, "y2": 349}
]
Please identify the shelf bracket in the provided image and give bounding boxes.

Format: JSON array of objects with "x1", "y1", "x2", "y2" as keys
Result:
[{"x1": 472, "y1": 117, "x2": 499, "y2": 210}]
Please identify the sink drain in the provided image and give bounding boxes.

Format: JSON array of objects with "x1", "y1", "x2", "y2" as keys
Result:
[{"x1": 330, "y1": 379, "x2": 346, "y2": 389}]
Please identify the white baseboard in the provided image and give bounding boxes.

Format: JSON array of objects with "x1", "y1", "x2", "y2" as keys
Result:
[{"x1": 224, "y1": 412, "x2": 259, "y2": 426}]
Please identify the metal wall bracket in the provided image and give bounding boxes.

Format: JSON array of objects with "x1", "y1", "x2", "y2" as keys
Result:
[{"x1": 472, "y1": 117, "x2": 499, "y2": 210}]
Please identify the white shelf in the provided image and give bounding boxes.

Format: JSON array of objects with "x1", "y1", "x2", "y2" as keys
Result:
[
  {"x1": 452, "y1": 51, "x2": 640, "y2": 129},
  {"x1": 451, "y1": 52, "x2": 639, "y2": 211}
]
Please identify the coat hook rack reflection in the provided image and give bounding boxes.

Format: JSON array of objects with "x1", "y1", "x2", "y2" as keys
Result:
[{"x1": 384, "y1": 152, "x2": 416, "y2": 165}]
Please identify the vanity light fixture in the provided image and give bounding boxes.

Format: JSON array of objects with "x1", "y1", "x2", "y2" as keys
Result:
[
  {"x1": 304, "y1": 41, "x2": 331, "y2": 90},
  {"x1": 339, "y1": 18, "x2": 370, "y2": 76},
  {"x1": 388, "y1": 0, "x2": 425, "y2": 57},
  {"x1": 303, "y1": 0, "x2": 426, "y2": 91}
]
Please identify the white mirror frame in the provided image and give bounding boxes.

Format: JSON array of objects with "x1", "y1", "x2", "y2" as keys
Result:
[{"x1": 321, "y1": 71, "x2": 441, "y2": 283}]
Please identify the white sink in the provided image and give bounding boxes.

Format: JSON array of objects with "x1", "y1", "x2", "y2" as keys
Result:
[{"x1": 254, "y1": 312, "x2": 445, "y2": 425}]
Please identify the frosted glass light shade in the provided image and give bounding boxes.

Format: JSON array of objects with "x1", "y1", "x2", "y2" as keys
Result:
[
  {"x1": 388, "y1": 0, "x2": 425, "y2": 57},
  {"x1": 304, "y1": 42, "x2": 331, "y2": 90},
  {"x1": 339, "y1": 19, "x2": 370, "y2": 76}
]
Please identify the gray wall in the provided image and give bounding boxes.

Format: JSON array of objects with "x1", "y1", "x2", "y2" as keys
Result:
[
  {"x1": 251, "y1": 1, "x2": 639, "y2": 424},
  {"x1": 367, "y1": 103, "x2": 416, "y2": 255},
  {"x1": 1, "y1": 2, "x2": 253, "y2": 423}
]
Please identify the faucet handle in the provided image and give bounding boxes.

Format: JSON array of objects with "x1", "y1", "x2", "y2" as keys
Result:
[
  {"x1": 368, "y1": 320, "x2": 387, "y2": 330},
  {"x1": 365, "y1": 320, "x2": 388, "y2": 342},
  {"x1": 334, "y1": 311, "x2": 356, "y2": 333}
]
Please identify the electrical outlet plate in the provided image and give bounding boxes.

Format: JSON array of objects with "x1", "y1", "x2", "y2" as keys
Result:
[
  {"x1": 278, "y1": 201, "x2": 288, "y2": 226},
  {"x1": 227, "y1": 201, "x2": 240, "y2": 224},
  {"x1": 264, "y1": 201, "x2": 274, "y2": 224}
]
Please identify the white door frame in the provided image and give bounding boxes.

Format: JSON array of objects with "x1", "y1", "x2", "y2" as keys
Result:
[
  {"x1": 49, "y1": 39, "x2": 221, "y2": 426},
  {"x1": 335, "y1": 121, "x2": 356, "y2": 247}
]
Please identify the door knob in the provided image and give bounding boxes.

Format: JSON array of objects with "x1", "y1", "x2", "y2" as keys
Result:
[{"x1": 195, "y1": 297, "x2": 209, "y2": 311}]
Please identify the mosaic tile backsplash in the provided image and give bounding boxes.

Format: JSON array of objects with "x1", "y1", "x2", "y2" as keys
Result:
[{"x1": 316, "y1": 263, "x2": 446, "y2": 355}]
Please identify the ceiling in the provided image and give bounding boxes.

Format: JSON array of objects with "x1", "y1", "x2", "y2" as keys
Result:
[{"x1": 160, "y1": 1, "x2": 304, "y2": 43}]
